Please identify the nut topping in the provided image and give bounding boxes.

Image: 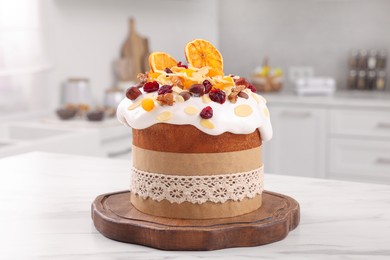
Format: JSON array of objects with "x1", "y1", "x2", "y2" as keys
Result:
[{"x1": 156, "y1": 93, "x2": 175, "y2": 106}]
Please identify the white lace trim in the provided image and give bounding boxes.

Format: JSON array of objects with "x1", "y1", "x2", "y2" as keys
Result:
[{"x1": 130, "y1": 166, "x2": 264, "y2": 204}]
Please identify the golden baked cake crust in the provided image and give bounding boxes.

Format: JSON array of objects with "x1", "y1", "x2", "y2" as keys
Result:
[{"x1": 132, "y1": 123, "x2": 262, "y2": 153}]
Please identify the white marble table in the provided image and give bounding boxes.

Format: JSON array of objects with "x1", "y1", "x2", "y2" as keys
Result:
[{"x1": 0, "y1": 152, "x2": 389, "y2": 260}]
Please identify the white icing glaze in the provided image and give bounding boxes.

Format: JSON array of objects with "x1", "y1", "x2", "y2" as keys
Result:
[{"x1": 117, "y1": 87, "x2": 273, "y2": 142}]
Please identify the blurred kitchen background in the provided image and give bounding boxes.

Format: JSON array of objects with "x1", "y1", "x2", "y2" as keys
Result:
[{"x1": 1, "y1": 0, "x2": 390, "y2": 184}]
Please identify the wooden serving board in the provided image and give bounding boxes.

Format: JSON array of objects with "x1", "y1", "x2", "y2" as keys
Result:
[{"x1": 91, "y1": 190, "x2": 300, "y2": 251}]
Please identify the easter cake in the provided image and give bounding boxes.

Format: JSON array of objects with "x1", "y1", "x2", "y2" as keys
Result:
[{"x1": 117, "y1": 39, "x2": 272, "y2": 219}]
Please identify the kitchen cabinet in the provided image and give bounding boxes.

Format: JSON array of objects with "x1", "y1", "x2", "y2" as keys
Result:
[
  {"x1": 329, "y1": 107, "x2": 390, "y2": 183},
  {"x1": 329, "y1": 138, "x2": 390, "y2": 182},
  {"x1": 99, "y1": 125, "x2": 132, "y2": 160},
  {"x1": 263, "y1": 91, "x2": 390, "y2": 184},
  {"x1": 264, "y1": 106, "x2": 327, "y2": 178}
]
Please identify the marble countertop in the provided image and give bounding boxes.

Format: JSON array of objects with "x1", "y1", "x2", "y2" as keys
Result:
[
  {"x1": 263, "y1": 90, "x2": 390, "y2": 109},
  {"x1": 1, "y1": 152, "x2": 389, "y2": 260}
]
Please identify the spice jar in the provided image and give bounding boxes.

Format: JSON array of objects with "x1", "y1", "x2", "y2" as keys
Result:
[
  {"x1": 357, "y1": 50, "x2": 368, "y2": 70},
  {"x1": 367, "y1": 70, "x2": 376, "y2": 89},
  {"x1": 349, "y1": 50, "x2": 358, "y2": 69},
  {"x1": 367, "y1": 50, "x2": 377, "y2": 70},
  {"x1": 377, "y1": 50, "x2": 387, "y2": 69},
  {"x1": 376, "y1": 70, "x2": 386, "y2": 90},
  {"x1": 356, "y1": 70, "x2": 367, "y2": 90},
  {"x1": 348, "y1": 70, "x2": 357, "y2": 89}
]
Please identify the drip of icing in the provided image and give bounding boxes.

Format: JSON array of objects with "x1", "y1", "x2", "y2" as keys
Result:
[{"x1": 117, "y1": 89, "x2": 273, "y2": 142}]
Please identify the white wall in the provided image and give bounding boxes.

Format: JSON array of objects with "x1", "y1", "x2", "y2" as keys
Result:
[
  {"x1": 218, "y1": 0, "x2": 390, "y2": 90},
  {"x1": 45, "y1": 0, "x2": 219, "y2": 108}
]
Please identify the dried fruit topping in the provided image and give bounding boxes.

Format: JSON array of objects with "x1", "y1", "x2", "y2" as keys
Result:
[
  {"x1": 137, "y1": 73, "x2": 148, "y2": 83},
  {"x1": 185, "y1": 39, "x2": 223, "y2": 75},
  {"x1": 234, "y1": 77, "x2": 250, "y2": 88},
  {"x1": 200, "y1": 106, "x2": 213, "y2": 119},
  {"x1": 141, "y1": 98, "x2": 155, "y2": 112},
  {"x1": 209, "y1": 88, "x2": 226, "y2": 104},
  {"x1": 177, "y1": 61, "x2": 188, "y2": 69},
  {"x1": 156, "y1": 93, "x2": 175, "y2": 106},
  {"x1": 126, "y1": 86, "x2": 142, "y2": 100},
  {"x1": 158, "y1": 85, "x2": 173, "y2": 95},
  {"x1": 171, "y1": 76, "x2": 184, "y2": 88},
  {"x1": 202, "y1": 80, "x2": 212, "y2": 93},
  {"x1": 149, "y1": 52, "x2": 178, "y2": 72},
  {"x1": 179, "y1": 91, "x2": 191, "y2": 101},
  {"x1": 228, "y1": 85, "x2": 246, "y2": 103},
  {"x1": 247, "y1": 84, "x2": 257, "y2": 93},
  {"x1": 189, "y1": 84, "x2": 205, "y2": 97},
  {"x1": 238, "y1": 91, "x2": 249, "y2": 99},
  {"x1": 164, "y1": 67, "x2": 173, "y2": 73},
  {"x1": 148, "y1": 72, "x2": 161, "y2": 81},
  {"x1": 143, "y1": 81, "x2": 159, "y2": 93}
]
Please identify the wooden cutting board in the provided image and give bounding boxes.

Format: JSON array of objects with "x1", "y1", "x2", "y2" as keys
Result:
[
  {"x1": 92, "y1": 190, "x2": 300, "y2": 251},
  {"x1": 119, "y1": 18, "x2": 149, "y2": 82}
]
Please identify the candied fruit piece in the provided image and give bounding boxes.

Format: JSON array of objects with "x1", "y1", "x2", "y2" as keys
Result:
[
  {"x1": 164, "y1": 67, "x2": 173, "y2": 73},
  {"x1": 180, "y1": 69, "x2": 195, "y2": 77},
  {"x1": 148, "y1": 72, "x2": 161, "y2": 81},
  {"x1": 149, "y1": 52, "x2": 178, "y2": 73},
  {"x1": 177, "y1": 61, "x2": 188, "y2": 69},
  {"x1": 189, "y1": 84, "x2": 205, "y2": 97},
  {"x1": 126, "y1": 86, "x2": 142, "y2": 100},
  {"x1": 158, "y1": 85, "x2": 173, "y2": 95},
  {"x1": 143, "y1": 81, "x2": 159, "y2": 92},
  {"x1": 202, "y1": 80, "x2": 212, "y2": 93},
  {"x1": 184, "y1": 39, "x2": 223, "y2": 76},
  {"x1": 223, "y1": 76, "x2": 235, "y2": 86},
  {"x1": 206, "y1": 68, "x2": 223, "y2": 77},
  {"x1": 183, "y1": 79, "x2": 197, "y2": 90},
  {"x1": 200, "y1": 106, "x2": 213, "y2": 119},
  {"x1": 247, "y1": 84, "x2": 257, "y2": 93},
  {"x1": 141, "y1": 98, "x2": 155, "y2": 112},
  {"x1": 213, "y1": 83, "x2": 225, "y2": 90},
  {"x1": 209, "y1": 88, "x2": 226, "y2": 104}
]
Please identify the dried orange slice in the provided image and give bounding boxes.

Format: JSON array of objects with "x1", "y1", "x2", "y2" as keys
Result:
[
  {"x1": 149, "y1": 52, "x2": 178, "y2": 73},
  {"x1": 185, "y1": 39, "x2": 223, "y2": 76}
]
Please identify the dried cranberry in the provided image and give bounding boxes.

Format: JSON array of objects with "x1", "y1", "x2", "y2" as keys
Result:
[
  {"x1": 177, "y1": 61, "x2": 188, "y2": 69},
  {"x1": 143, "y1": 81, "x2": 159, "y2": 93},
  {"x1": 158, "y1": 85, "x2": 173, "y2": 95},
  {"x1": 209, "y1": 89, "x2": 226, "y2": 104},
  {"x1": 126, "y1": 86, "x2": 142, "y2": 100},
  {"x1": 200, "y1": 106, "x2": 213, "y2": 119},
  {"x1": 234, "y1": 77, "x2": 250, "y2": 88},
  {"x1": 189, "y1": 84, "x2": 205, "y2": 97},
  {"x1": 164, "y1": 68, "x2": 173, "y2": 73},
  {"x1": 202, "y1": 80, "x2": 212, "y2": 93},
  {"x1": 247, "y1": 84, "x2": 257, "y2": 93}
]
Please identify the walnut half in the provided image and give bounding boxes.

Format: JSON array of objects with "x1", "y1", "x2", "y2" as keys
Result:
[{"x1": 156, "y1": 93, "x2": 175, "y2": 106}]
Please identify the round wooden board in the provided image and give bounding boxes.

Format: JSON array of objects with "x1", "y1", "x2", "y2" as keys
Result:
[{"x1": 91, "y1": 190, "x2": 300, "y2": 251}]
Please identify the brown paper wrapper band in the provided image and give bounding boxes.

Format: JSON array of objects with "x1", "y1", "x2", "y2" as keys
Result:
[
  {"x1": 130, "y1": 145, "x2": 264, "y2": 219},
  {"x1": 130, "y1": 193, "x2": 262, "y2": 219},
  {"x1": 132, "y1": 145, "x2": 262, "y2": 175}
]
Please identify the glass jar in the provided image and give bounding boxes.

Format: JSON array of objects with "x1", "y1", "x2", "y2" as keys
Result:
[
  {"x1": 356, "y1": 70, "x2": 367, "y2": 90},
  {"x1": 348, "y1": 70, "x2": 357, "y2": 89},
  {"x1": 376, "y1": 71, "x2": 386, "y2": 90}
]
